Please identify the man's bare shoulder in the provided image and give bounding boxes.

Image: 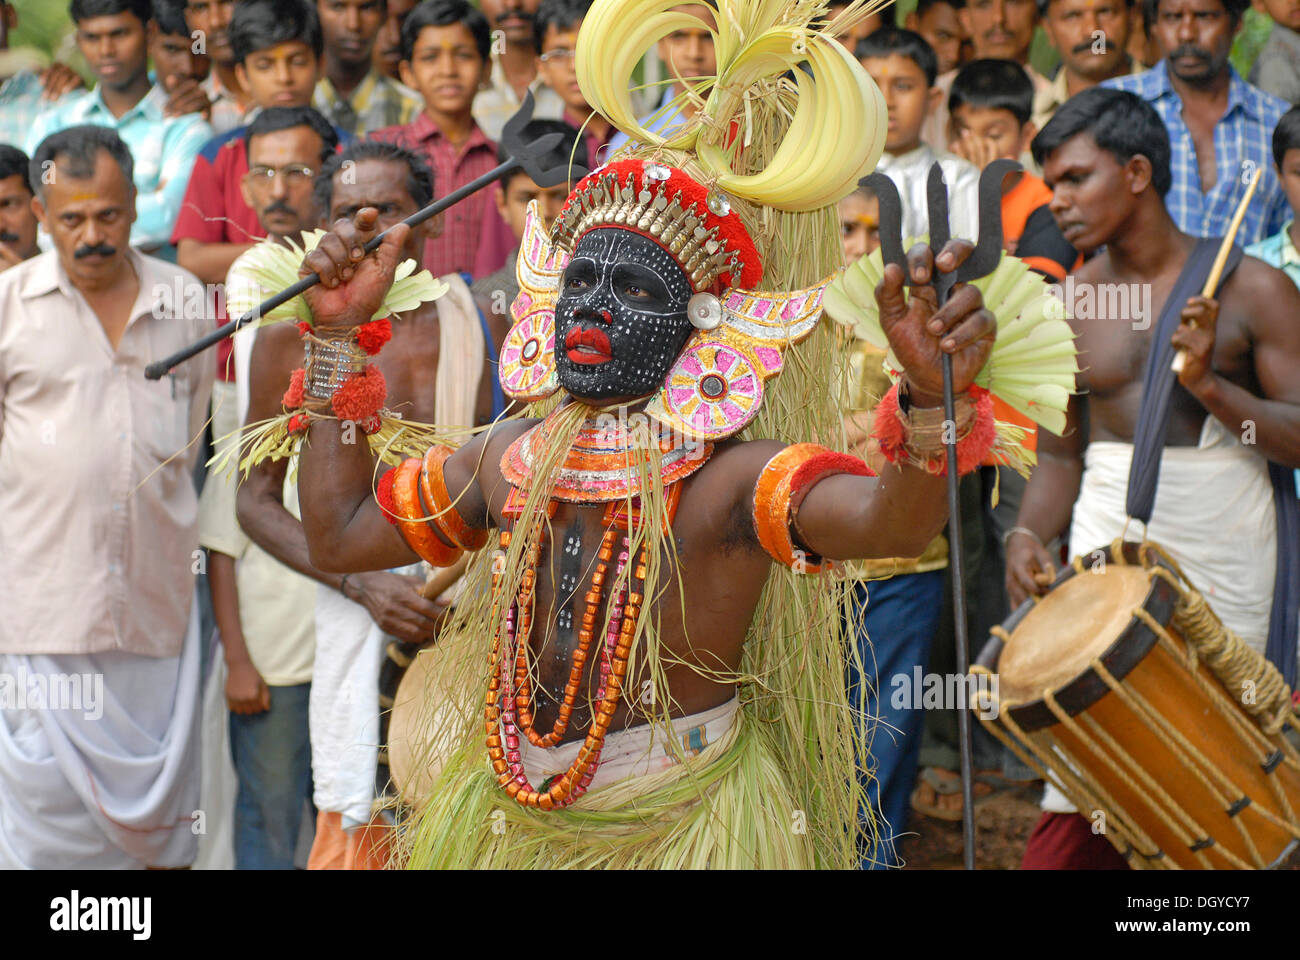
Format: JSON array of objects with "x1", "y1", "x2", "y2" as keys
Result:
[{"x1": 1220, "y1": 255, "x2": 1300, "y2": 325}]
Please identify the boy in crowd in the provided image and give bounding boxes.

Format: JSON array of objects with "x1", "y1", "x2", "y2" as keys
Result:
[
  {"x1": 1033, "y1": 0, "x2": 1142, "y2": 133},
  {"x1": 858, "y1": 27, "x2": 980, "y2": 241},
  {"x1": 472, "y1": 118, "x2": 581, "y2": 322},
  {"x1": 838, "y1": 181, "x2": 880, "y2": 268},
  {"x1": 373, "y1": 0, "x2": 504, "y2": 278},
  {"x1": 905, "y1": 0, "x2": 968, "y2": 75},
  {"x1": 314, "y1": 0, "x2": 420, "y2": 136},
  {"x1": 474, "y1": 0, "x2": 565, "y2": 141},
  {"x1": 0, "y1": 144, "x2": 38, "y2": 269},
  {"x1": 1246, "y1": 108, "x2": 1300, "y2": 287},
  {"x1": 534, "y1": 0, "x2": 610, "y2": 168},
  {"x1": 183, "y1": 0, "x2": 255, "y2": 133},
  {"x1": 152, "y1": 0, "x2": 213, "y2": 120},
  {"x1": 373, "y1": 0, "x2": 416, "y2": 80},
  {"x1": 26, "y1": 0, "x2": 212, "y2": 254},
  {"x1": 949, "y1": 58, "x2": 1079, "y2": 276},
  {"x1": 1249, "y1": 0, "x2": 1300, "y2": 103},
  {"x1": 173, "y1": 0, "x2": 332, "y2": 294},
  {"x1": 924, "y1": 0, "x2": 1049, "y2": 148},
  {"x1": 0, "y1": 0, "x2": 86, "y2": 149},
  {"x1": 198, "y1": 106, "x2": 340, "y2": 869}
]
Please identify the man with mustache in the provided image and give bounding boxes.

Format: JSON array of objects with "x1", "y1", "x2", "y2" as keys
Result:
[
  {"x1": 235, "y1": 138, "x2": 500, "y2": 867},
  {"x1": 0, "y1": 124, "x2": 213, "y2": 868},
  {"x1": 195, "y1": 106, "x2": 339, "y2": 868},
  {"x1": 1032, "y1": 0, "x2": 1146, "y2": 132},
  {"x1": 24, "y1": 0, "x2": 213, "y2": 255},
  {"x1": 1008, "y1": 88, "x2": 1300, "y2": 867},
  {"x1": 0, "y1": 145, "x2": 37, "y2": 269},
  {"x1": 474, "y1": 0, "x2": 565, "y2": 142},
  {"x1": 313, "y1": 0, "x2": 420, "y2": 137},
  {"x1": 1100, "y1": 0, "x2": 1291, "y2": 244}
]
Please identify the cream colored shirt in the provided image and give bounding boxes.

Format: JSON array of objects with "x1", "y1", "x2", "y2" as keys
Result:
[
  {"x1": 0, "y1": 249, "x2": 213, "y2": 656},
  {"x1": 196, "y1": 250, "x2": 316, "y2": 685},
  {"x1": 1030, "y1": 59, "x2": 1146, "y2": 137}
]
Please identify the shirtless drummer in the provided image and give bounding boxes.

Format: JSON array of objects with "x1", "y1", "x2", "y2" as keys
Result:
[{"x1": 1004, "y1": 88, "x2": 1300, "y2": 868}]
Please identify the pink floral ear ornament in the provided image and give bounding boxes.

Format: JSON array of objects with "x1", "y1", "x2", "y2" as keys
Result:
[
  {"x1": 644, "y1": 282, "x2": 831, "y2": 442},
  {"x1": 498, "y1": 200, "x2": 568, "y2": 402}
]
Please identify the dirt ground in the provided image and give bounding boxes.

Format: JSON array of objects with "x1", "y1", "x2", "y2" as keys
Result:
[
  {"x1": 897, "y1": 779, "x2": 1045, "y2": 870},
  {"x1": 897, "y1": 779, "x2": 1300, "y2": 870}
]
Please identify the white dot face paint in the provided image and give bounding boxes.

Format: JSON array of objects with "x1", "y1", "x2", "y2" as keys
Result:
[{"x1": 554, "y1": 228, "x2": 695, "y2": 401}]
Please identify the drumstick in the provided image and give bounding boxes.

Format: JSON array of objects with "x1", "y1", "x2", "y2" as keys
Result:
[
  {"x1": 421, "y1": 554, "x2": 470, "y2": 601},
  {"x1": 1172, "y1": 166, "x2": 1261, "y2": 374}
]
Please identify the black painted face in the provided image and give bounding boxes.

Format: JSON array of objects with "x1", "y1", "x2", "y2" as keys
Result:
[{"x1": 554, "y1": 228, "x2": 694, "y2": 402}]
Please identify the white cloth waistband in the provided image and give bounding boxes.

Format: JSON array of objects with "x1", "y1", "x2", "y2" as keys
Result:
[{"x1": 519, "y1": 696, "x2": 741, "y2": 795}]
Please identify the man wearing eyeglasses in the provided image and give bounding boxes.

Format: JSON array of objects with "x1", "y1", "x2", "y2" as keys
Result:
[{"x1": 194, "y1": 104, "x2": 339, "y2": 869}]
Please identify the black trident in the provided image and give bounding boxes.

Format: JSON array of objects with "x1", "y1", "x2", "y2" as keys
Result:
[
  {"x1": 864, "y1": 157, "x2": 1019, "y2": 871},
  {"x1": 145, "y1": 92, "x2": 587, "y2": 380}
]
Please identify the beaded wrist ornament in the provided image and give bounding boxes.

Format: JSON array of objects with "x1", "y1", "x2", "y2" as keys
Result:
[
  {"x1": 871, "y1": 382, "x2": 995, "y2": 476},
  {"x1": 753, "y1": 443, "x2": 875, "y2": 572},
  {"x1": 288, "y1": 318, "x2": 394, "y2": 436}
]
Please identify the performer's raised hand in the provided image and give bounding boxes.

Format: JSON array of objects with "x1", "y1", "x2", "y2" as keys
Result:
[
  {"x1": 1172, "y1": 295, "x2": 1219, "y2": 390},
  {"x1": 876, "y1": 240, "x2": 996, "y2": 407},
  {"x1": 301, "y1": 208, "x2": 411, "y2": 338}
]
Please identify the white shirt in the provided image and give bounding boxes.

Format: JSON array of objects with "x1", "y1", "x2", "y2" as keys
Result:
[{"x1": 876, "y1": 143, "x2": 981, "y2": 246}]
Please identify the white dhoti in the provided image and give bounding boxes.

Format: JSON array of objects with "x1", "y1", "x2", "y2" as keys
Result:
[
  {"x1": 1043, "y1": 416, "x2": 1279, "y2": 813},
  {"x1": 0, "y1": 597, "x2": 202, "y2": 868},
  {"x1": 309, "y1": 565, "x2": 421, "y2": 829}
]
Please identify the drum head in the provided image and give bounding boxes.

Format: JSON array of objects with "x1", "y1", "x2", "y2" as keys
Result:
[
  {"x1": 388, "y1": 629, "x2": 476, "y2": 808},
  {"x1": 998, "y1": 563, "x2": 1152, "y2": 706}
]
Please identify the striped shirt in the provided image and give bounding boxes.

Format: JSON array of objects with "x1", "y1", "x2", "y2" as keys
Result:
[
  {"x1": 1101, "y1": 63, "x2": 1292, "y2": 245},
  {"x1": 370, "y1": 114, "x2": 500, "y2": 278},
  {"x1": 313, "y1": 71, "x2": 420, "y2": 139},
  {"x1": 25, "y1": 83, "x2": 213, "y2": 250},
  {"x1": 0, "y1": 70, "x2": 46, "y2": 149}
]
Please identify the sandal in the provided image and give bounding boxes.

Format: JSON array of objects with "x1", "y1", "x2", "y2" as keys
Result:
[{"x1": 909, "y1": 767, "x2": 1008, "y2": 822}]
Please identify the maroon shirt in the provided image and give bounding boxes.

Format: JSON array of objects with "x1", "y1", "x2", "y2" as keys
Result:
[{"x1": 370, "y1": 114, "x2": 504, "y2": 278}]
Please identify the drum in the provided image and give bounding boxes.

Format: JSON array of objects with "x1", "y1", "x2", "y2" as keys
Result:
[{"x1": 975, "y1": 540, "x2": 1300, "y2": 870}]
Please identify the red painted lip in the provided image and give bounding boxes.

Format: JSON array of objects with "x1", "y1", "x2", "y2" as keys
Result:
[{"x1": 565, "y1": 325, "x2": 611, "y2": 364}]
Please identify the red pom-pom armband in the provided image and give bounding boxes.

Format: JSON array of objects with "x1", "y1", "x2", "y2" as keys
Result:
[
  {"x1": 753, "y1": 444, "x2": 875, "y2": 572},
  {"x1": 871, "y1": 382, "x2": 994, "y2": 477}
]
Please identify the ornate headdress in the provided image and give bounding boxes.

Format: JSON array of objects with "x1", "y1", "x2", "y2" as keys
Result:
[{"x1": 498, "y1": 0, "x2": 889, "y2": 442}]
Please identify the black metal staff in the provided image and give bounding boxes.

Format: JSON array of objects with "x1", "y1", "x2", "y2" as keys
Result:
[
  {"x1": 145, "y1": 92, "x2": 587, "y2": 381},
  {"x1": 865, "y1": 158, "x2": 1018, "y2": 870}
]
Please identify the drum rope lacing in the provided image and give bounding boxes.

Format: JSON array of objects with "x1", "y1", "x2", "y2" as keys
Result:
[{"x1": 978, "y1": 539, "x2": 1300, "y2": 869}]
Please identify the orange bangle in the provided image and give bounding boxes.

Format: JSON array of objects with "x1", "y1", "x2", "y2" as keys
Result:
[
  {"x1": 391, "y1": 457, "x2": 463, "y2": 567},
  {"x1": 753, "y1": 444, "x2": 874, "y2": 572},
  {"x1": 420, "y1": 444, "x2": 488, "y2": 551}
]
